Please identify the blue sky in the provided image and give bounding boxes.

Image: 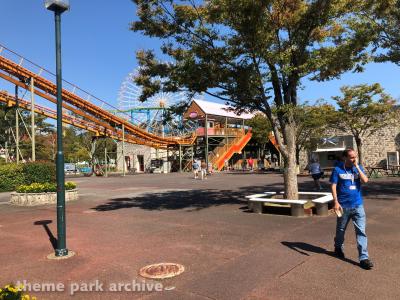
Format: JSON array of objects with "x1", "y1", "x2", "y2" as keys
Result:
[{"x1": 1, "y1": 0, "x2": 400, "y2": 110}]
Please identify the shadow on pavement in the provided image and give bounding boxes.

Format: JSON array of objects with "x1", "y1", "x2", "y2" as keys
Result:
[
  {"x1": 363, "y1": 179, "x2": 400, "y2": 199},
  {"x1": 92, "y1": 189, "x2": 246, "y2": 212},
  {"x1": 91, "y1": 183, "x2": 288, "y2": 212},
  {"x1": 281, "y1": 241, "x2": 359, "y2": 266},
  {"x1": 91, "y1": 176, "x2": 399, "y2": 212},
  {"x1": 34, "y1": 220, "x2": 57, "y2": 250}
]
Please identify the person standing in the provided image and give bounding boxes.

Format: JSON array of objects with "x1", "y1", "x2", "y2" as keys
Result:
[
  {"x1": 208, "y1": 161, "x2": 213, "y2": 175},
  {"x1": 192, "y1": 159, "x2": 199, "y2": 179},
  {"x1": 308, "y1": 159, "x2": 324, "y2": 190},
  {"x1": 241, "y1": 159, "x2": 247, "y2": 172},
  {"x1": 248, "y1": 157, "x2": 254, "y2": 171},
  {"x1": 330, "y1": 148, "x2": 373, "y2": 270},
  {"x1": 200, "y1": 159, "x2": 207, "y2": 180}
]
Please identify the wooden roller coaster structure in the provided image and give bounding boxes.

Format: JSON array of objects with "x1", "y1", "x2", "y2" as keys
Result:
[{"x1": 0, "y1": 44, "x2": 196, "y2": 149}]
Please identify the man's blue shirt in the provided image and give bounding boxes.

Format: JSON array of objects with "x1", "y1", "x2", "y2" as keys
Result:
[{"x1": 330, "y1": 162, "x2": 365, "y2": 208}]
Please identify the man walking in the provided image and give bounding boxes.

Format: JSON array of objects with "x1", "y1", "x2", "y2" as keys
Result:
[{"x1": 330, "y1": 148, "x2": 373, "y2": 270}]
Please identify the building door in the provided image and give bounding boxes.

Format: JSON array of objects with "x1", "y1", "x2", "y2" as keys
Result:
[
  {"x1": 125, "y1": 156, "x2": 131, "y2": 171},
  {"x1": 137, "y1": 155, "x2": 145, "y2": 172}
]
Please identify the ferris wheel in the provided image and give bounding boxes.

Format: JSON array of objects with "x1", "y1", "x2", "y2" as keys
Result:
[{"x1": 117, "y1": 68, "x2": 189, "y2": 135}]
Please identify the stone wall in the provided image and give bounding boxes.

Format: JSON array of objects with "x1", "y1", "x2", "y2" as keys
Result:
[
  {"x1": 10, "y1": 189, "x2": 78, "y2": 206},
  {"x1": 361, "y1": 124, "x2": 400, "y2": 167}
]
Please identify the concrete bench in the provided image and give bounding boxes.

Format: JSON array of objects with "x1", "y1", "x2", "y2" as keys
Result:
[
  {"x1": 248, "y1": 197, "x2": 308, "y2": 217},
  {"x1": 247, "y1": 191, "x2": 333, "y2": 217},
  {"x1": 293, "y1": 192, "x2": 333, "y2": 216},
  {"x1": 245, "y1": 192, "x2": 277, "y2": 199},
  {"x1": 311, "y1": 195, "x2": 333, "y2": 216}
]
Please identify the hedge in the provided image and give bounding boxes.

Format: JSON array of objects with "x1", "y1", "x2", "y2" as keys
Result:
[
  {"x1": 0, "y1": 164, "x2": 24, "y2": 192},
  {"x1": 0, "y1": 162, "x2": 56, "y2": 192},
  {"x1": 22, "y1": 161, "x2": 56, "y2": 185}
]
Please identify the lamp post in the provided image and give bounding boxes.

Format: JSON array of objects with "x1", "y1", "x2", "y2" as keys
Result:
[{"x1": 45, "y1": 0, "x2": 69, "y2": 257}]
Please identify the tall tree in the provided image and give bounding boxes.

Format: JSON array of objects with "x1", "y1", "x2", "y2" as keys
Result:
[
  {"x1": 246, "y1": 113, "x2": 272, "y2": 158},
  {"x1": 294, "y1": 103, "x2": 335, "y2": 164},
  {"x1": 331, "y1": 83, "x2": 397, "y2": 165},
  {"x1": 132, "y1": 0, "x2": 375, "y2": 198}
]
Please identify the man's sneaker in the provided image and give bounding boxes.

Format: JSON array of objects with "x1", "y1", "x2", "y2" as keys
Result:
[
  {"x1": 360, "y1": 259, "x2": 374, "y2": 270},
  {"x1": 334, "y1": 247, "x2": 345, "y2": 259}
]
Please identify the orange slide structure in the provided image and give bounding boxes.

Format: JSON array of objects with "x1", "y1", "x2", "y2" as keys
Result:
[
  {"x1": 0, "y1": 44, "x2": 195, "y2": 148},
  {"x1": 211, "y1": 131, "x2": 252, "y2": 171}
]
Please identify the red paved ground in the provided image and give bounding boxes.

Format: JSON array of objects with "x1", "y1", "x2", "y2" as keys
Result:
[{"x1": 0, "y1": 173, "x2": 399, "y2": 299}]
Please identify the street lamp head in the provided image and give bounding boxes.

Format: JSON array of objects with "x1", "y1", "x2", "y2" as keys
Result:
[{"x1": 45, "y1": 0, "x2": 70, "y2": 12}]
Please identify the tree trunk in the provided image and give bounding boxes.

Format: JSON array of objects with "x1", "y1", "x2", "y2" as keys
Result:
[
  {"x1": 295, "y1": 145, "x2": 300, "y2": 165},
  {"x1": 90, "y1": 139, "x2": 97, "y2": 174},
  {"x1": 355, "y1": 136, "x2": 364, "y2": 166},
  {"x1": 282, "y1": 123, "x2": 299, "y2": 199}
]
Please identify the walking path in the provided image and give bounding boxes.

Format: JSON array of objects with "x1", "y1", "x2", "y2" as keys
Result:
[{"x1": 0, "y1": 173, "x2": 399, "y2": 299}]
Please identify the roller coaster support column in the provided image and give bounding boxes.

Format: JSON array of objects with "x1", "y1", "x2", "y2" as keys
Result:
[
  {"x1": 179, "y1": 144, "x2": 182, "y2": 172},
  {"x1": 205, "y1": 114, "x2": 209, "y2": 166},
  {"x1": 15, "y1": 85, "x2": 19, "y2": 164},
  {"x1": 46, "y1": 0, "x2": 70, "y2": 257},
  {"x1": 30, "y1": 77, "x2": 36, "y2": 161},
  {"x1": 16, "y1": 109, "x2": 19, "y2": 164},
  {"x1": 225, "y1": 117, "x2": 228, "y2": 155},
  {"x1": 5, "y1": 141, "x2": 8, "y2": 163},
  {"x1": 122, "y1": 124, "x2": 125, "y2": 176},
  {"x1": 104, "y1": 146, "x2": 108, "y2": 177}
]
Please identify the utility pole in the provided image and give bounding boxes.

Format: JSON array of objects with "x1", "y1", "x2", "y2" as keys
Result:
[
  {"x1": 45, "y1": 0, "x2": 70, "y2": 257},
  {"x1": 30, "y1": 77, "x2": 36, "y2": 161}
]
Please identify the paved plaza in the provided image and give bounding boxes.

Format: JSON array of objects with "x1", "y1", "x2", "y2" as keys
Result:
[{"x1": 0, "y1": 172, "x2": 399, "y2": 299}]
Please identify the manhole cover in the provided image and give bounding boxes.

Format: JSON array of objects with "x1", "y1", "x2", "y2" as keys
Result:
[{"x1": 139, "y1": 263, "x2": 185, "y2": 279}]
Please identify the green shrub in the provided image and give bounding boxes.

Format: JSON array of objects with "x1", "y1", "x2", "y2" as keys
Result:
[
  {"x1": 16, "y1": 182, "x2": 76, "y2": 193},
  {"x1": 0, "y1": 163, "x2": 24, "y2": 192},
  {"x1": 22, "y1": 161, "x2": 56, "y2": 184},
  {"x1": 65, "y1": 182, "x2": 77, "y2": 190}
]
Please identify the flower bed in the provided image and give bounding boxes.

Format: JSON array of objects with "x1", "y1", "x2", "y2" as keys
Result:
[
  {"x1": 10, "y1": 182, "x2": 78, "y2": 206},
  {"x1": 0, "y1": 283, "x2": 36, "y2": 299}
]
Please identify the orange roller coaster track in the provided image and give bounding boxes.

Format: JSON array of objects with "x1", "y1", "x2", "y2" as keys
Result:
[
  {"x1": 0, "y1": 91, "x2": 145, "y2": 145},
  {"x1": 0, "y1": 45, "x2": 196, "y2": 148}
]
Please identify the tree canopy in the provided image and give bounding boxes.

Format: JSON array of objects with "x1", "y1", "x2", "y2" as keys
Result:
[
  {"x1": 294, "y1": 102, "x2": 335, "y2": 162},
  {"x1": 132, "y1": 0, "x2": 377, "y2": 197},
  {"x1": 361, "y1": 0, "x2": 400, "y2": 65},
  {"x1": 331, "y1": 83, "x2": 397, "y2": 165},
  {"x1": 246, "y1": 113, "x2": 272, "y2": 151}
]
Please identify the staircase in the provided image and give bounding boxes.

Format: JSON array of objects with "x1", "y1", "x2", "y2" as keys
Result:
[{"x1": 208, "y1": 131, "x2": 252, "y2": 171}]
